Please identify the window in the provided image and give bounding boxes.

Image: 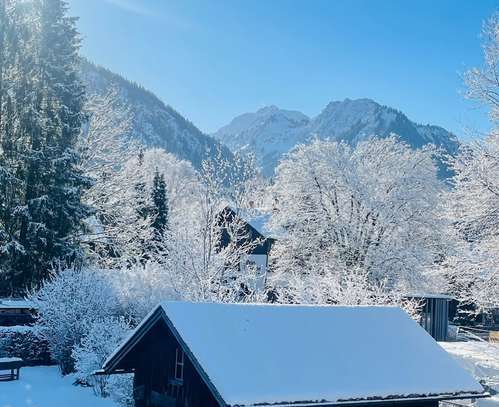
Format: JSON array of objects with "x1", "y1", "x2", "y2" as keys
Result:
[{"x1": 175, "y1": 348, "x2": 184, "y2": 381}]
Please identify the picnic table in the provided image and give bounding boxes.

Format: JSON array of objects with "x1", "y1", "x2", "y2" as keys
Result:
[{"x1": 0, "y1": 357, "x2": 23, "y2": 381}]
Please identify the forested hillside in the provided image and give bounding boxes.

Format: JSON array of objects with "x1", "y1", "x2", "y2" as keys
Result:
[{"x1": 80, "y1": 59, "x2": 234, "y2": 170}]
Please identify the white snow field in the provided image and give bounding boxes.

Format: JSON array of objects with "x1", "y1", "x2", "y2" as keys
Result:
[
  {"x1": 0, "y1": 365, "x2": 117, "y2": 407},
  {"x1": 440, "y1": 341, "x2": 499, "y2": 406}
]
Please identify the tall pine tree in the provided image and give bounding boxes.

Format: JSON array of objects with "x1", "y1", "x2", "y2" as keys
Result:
[
  {"x1": 0, "y1": 0, "x2": 90, "y2": 294},
  {"x1": 0, "y1": 1, "x2": 40, "y2": 294},
  {"x1": 151, "y1": 168, "x2": 169, "y2": 240}
]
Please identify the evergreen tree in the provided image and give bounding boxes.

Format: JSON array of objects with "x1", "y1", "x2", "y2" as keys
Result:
[
  {"x1": 151, "y1": 168, "x2": 169, "y2": 240},
  {"x1": 0, "y1": 1, "x2": 39, "y2": 294},
  {"x1": 0, "y1": 0, "x2": 90, "y2": 294}
]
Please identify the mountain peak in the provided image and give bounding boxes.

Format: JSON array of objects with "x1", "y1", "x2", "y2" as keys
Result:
[
  {"x1": 256, "y1": 105, "x2": 280, "y2": 114},
  {"x1": 321, "y1": 98, "x2": 382, "y2": 116},
  {"x1": 254, "y1": 105, "x2": 310, "y2": 122},
  {"x1": 214, "y1": 98, "x2": 459, "y2": 177}
]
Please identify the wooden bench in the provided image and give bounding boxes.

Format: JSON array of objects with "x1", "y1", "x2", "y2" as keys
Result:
[{"x1": 0, "y1": 357, "x2": 23, "y2": 381}]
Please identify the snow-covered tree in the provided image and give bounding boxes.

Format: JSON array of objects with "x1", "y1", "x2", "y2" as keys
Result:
[
  {"x1": 201, "y1": 146, "x2": 267, "y2": 212},
  {"x1": 80, "y1": 111, "x2": 201, "y2": 265},
  {"x1": 439, "y1": 236, "x2": 499, "y2": 314},
  {"x1": 109, "y1": 261, "x2": 179, "y2": 322},
  {"x1": 77, "y1": 87, "x2": 145, "y2": 264},
  {"x1": 269, "y1": 137, "x2": 448, "y2": 305},
  {"x1": 136, "y1": 148, "x2": 200, "y2": 229},
  {"x1": 437, "y1": 14, "x2": 499, "y2": 313},
  {"x1": 0, "y1": 0, "x2": 35, "y2": 294},
  {"x1": 0, "y1": 0, "x2": 91, "y2": 293},
  {"x1": 162, "y1": 220, "x2": 266, "y2": 303},
  {"x1": 465, "y1": 12, "x2": 499, "y2": 129}
]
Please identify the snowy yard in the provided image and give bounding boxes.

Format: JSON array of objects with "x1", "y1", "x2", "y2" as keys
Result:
[
  {"x1": 0, "y1": 366, "x2": 117, "y2": 407},
  {"x1": 440, "y1": 341, "x2": 499, "y2": 406}
]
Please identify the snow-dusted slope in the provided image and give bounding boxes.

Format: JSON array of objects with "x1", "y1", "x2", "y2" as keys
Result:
[
  {"x1": 80, "y1": 59, "x2": 234, "y2": 169},
  {"x1": 214, "y1": 98, "x2": 459, "y2": 177},
  {"x1": 215, "y1": 105, "x2": 310, "y2": 175}
]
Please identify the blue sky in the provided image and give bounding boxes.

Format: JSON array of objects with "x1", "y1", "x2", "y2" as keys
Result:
[{"x1": 68, "y1": 0, "x2": 497, "y2": 139}]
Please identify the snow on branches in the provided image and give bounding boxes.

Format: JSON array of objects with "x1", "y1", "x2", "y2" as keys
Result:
[
  {"x1": 30, "y1": 266, "x2": 120, "y2": 374},
  {"x1": 437, "y1": 13, "x2": 499, "y2": 314},
  {"x1": 73, "y1": 317, "x2": 131, "y2": 399},
  {"x1": 464, "y1": 12, "x2": 499, "y2": 128},
  {"x1": 268, "y1": 137, "x2": 448, "y2": 304}
]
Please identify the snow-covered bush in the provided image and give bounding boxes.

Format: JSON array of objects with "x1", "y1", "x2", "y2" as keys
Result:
[
  {"x1": 0, "y1": 325, "x2": 52, "y2": 365},
  {"x1": 73, "y1": 317, "x2": 131, "y2": 398},
  {"x1": 270, "y1": 262, "x2": 422, "y2": 318},
  {"x1": 106, "y1": 374, "x2": 134, "y2": 407},
  {"x1": 31, "y1": 266, "x2": 120, "y2": 374},
  {"x1": 109, "y1": 261, "x2": 179, "y2": 323}
]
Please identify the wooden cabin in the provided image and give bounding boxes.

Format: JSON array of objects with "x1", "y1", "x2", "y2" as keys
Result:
[{"x1": 99, "y1": 302, "x2": 486, "y2": 407}]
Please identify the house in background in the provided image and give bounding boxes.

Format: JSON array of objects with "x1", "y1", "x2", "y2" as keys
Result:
[
  {"x1": 99, "y1": 302, "x2": 486, "y2": 407},
  {"x1": 216, "y1": 206, "x2": 275, "y2": 283}
]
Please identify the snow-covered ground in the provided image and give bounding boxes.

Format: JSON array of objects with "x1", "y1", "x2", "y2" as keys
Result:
[
  {"x1": 0, "y1": 366, "x2": 117, "y2": 407},
  {"x1": 440, "y1": 341, "x2": 499, "y2": 406}
]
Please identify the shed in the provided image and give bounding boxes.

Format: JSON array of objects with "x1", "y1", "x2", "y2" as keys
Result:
[
  {"x1": 100, "y1": 302, "x2": 486, "y2": 407},
  {"x1": 408, "y1": 294, "x2": 452, "y2": 341},
  {"x1": 0, "y1": 299, "x2": 37, "y2": 327}
]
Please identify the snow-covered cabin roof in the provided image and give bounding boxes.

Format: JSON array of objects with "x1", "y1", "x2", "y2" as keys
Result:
[
  {"x1": 245, "y1": 212, "x2": 272, "y2": 237},
  {"x1": 103, "y1": 302, "x2": 484, "y2": 406},
  {"x1": 226, "y1": 206, "x2": 276, "y2": 239},
  {"x1": 406, "y1": 293, "x2": 454, "y2": 300}
]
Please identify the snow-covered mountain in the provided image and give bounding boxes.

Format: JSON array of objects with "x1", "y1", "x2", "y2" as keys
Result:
[
  {"x1": 216, "y1": 105, "x2": 311, "y2": 173},
  {"x1": 80, "y1": 59, "x2": 233, "y2": 169},
  {"x1": 214, "y1": 98, "x2": 459, "y2": 177}
]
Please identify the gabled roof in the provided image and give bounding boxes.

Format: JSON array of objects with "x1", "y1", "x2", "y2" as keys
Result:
[
  {"x1": 223, "y1": 206, "x2": 276, "y2": 240},
  {"x1": 103, "y1": 302, "x2": 485, "y2": 407}
]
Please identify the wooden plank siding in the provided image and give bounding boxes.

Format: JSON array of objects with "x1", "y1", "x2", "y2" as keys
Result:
[{"x1": 117, "y1": 317, "x2": 219, "y2": 407}]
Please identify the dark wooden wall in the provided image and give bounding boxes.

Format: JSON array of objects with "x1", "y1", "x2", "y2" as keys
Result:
[
  {"x1": 119, "y1": 318, "x2": 220, "y2": 407},
  {"x1": 419, "y1": 297, "x2": 449, "y2": 341}
]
